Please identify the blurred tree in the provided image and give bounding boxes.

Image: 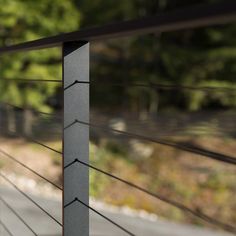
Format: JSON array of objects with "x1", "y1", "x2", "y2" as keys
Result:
[
  {"x1": 0, "y1": 0, "x2": 236, "y2": 134},
  {"x1": 0, "y1": 0, "x2": 80, "y2": 134},
  {"x1": 77, "y1": 0, "x2": 236, "y2": 114}
]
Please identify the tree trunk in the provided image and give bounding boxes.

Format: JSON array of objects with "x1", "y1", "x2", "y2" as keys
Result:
[
  {"x1": 23, "y1": 109, "x2": 34, "y2": 136},
  {"x1": 0, "y1": 107, "x2": 8, "y2": 136},
  {"x1": 6, "y1": 105, "x2": 16, "y2": 134},
  {"x1": 149, "y1": 89, "x2": 159, "y2": 117}
]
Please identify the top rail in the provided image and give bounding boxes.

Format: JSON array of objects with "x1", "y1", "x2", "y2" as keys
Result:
[{"x1": 0, "y1": 1, "x2": 236, "y2": 54}]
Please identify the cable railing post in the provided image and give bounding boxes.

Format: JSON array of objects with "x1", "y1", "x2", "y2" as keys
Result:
[{"x1": 63, "y1": 41, "x2": 89, "y2": 235}]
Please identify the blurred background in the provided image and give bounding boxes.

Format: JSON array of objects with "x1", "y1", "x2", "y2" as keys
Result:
[{"x1": 0, "y1": 0, "x2": 235, "y2": 235}]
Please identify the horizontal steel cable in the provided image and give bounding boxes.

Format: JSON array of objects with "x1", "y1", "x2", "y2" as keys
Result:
[
  {"x1": 0, "y1": 218, "x2": 14, "y2": 236},
  {"x1": 1, "y1": 78, "x2": 61, "y2": 83},
  {"x1": 0, "y1": 124, "x2": 62, "y2": 138},
  {"x1": 65, "y1": 79, "x2": 236, "y2": 93},
  {"x1": 22, "y1": 135, "x2": 62, "y2": 155},
  {"x1": 1, "y1": 102, "x2": 52, "y2": 116},
  {"x1": 64, "y1": 158, "x2": 236, "y2": 234},
  {"x1": 0, "y1": 172, "x2": 62, "y2": 227},
  {"x1": 0, "y1": 148, "x2": 62, "y2": 190},
  {"x1": 0, "y1": 195, "x2": 37, "y2": 235},
  {"x1": 0, "y1": 129, "x2": 62, "y2": 155},
  {"x1": 64, "y1": 119, "x2": 236, "y2": 165},
  {"x1": 91, "y1": 80, "x2": 236, "y2": 92},
  {"x1": 64, "y1": 197, "x2": 135, "y2": 236},
  {"x1": 0, "y1": 102, "x2": 62, "y2": 119}
]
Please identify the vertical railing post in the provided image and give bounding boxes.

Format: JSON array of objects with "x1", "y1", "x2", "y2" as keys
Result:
[{"x1": 63, "y1": 41, "x2": 89, "y2": 236}]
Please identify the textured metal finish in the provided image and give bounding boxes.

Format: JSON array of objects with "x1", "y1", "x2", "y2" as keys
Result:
[
  {"x1": 0, "y1": 1, "x2": 236, "y2": 53},
  {"x1": 63, "y1": 42, "x2": 89, "y2": 235}
]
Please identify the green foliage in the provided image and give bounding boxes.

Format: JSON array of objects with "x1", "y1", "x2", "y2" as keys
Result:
[
  {"x1": 80, "y1": 0, "x2": 236, "y2": 112},
  {"x1": 0, "y1": 0, "x2": 80, "y2": 111},
  {"x1": 90, "y1": 142, "x2": 110, "y2": 197},
  {"x1": 105, "y1": 141, "x2": 128, "y2": 157},
  {"x1": 1, "y1": 0, "x2": 235, "y2": 112}
]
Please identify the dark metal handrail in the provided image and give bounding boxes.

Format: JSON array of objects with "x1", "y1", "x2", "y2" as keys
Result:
[{"x1": 0, "y1": 1, "x2": 236, "y2": 53}]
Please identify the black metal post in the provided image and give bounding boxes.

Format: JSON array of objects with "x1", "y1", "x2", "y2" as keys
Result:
[{"x1": 63, "y1": 41, "x2": 89, "y2": 235}]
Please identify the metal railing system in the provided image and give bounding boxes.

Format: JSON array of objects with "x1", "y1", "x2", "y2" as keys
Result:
[{"x1": 0, "y1": 1, "x2": 236, "y2": 235}]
